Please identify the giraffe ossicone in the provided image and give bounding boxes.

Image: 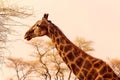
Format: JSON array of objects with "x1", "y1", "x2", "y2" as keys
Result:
[{"x1": 24, "y1": 13, "x2": 120, "y2": 80}]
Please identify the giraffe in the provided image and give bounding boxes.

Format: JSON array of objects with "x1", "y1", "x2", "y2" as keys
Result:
[{"x1": 24, "y1": 14, "x2": 120, "y2": 80}]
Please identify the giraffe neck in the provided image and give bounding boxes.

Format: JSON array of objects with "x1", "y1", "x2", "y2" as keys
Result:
[
  {"x1": 47, "y1": 22, "x2": 66, "y2": 42},
  {"x1": 46, "y1": 22, "x2": 88, "y2": 74},
  {"x1": 47, "y1": 22, "x2": 79, "y2": 56}
]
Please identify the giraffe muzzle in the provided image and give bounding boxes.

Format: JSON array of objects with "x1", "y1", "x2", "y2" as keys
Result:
[{"x1": 24, "y1": 35, "x2": 32, "y2": 41}]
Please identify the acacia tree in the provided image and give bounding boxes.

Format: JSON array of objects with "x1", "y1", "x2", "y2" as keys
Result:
[
  {"x1": 7, "y1": 57, "x2": 35, "y2": 80},
  {"x1": 6, "y1": 37, "x2": 94, "y2": 80},
  {"x1": 74, "y1": 37, "x2": 94, "y2": 52},
  {"x1": 0, "y1": 0, "x2": 32, "y2": 64},
  {"x1": 0, "y1": 1, "x2": 33, "y2": 80}
]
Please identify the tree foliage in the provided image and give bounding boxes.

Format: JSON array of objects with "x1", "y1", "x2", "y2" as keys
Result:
[
  {"x1": 0, "y1": 0, "x2": 32, "y2": 64},
  {"x1": 74, "y1": 37, "x2": 94, "y2": 52}
]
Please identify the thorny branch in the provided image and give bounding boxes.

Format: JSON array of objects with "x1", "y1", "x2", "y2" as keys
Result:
[{"x1": 35, "y1": 45, "x2": 52, "y2": 80}]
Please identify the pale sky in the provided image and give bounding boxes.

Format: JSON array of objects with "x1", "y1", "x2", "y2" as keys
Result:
[{"x1": 1, "y1": 0, "x2": 120, "y2": 79}]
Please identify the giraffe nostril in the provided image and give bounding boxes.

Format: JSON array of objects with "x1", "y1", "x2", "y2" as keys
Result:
[
  {"x1": 25, "y1": 37, "x2": 31, "y2": 41},
  {"x1": 24, "y1": 34, "x2": 28, "y2": 39},
  {"x1": 26, "y1": 37, "x2": 31, "y2": 40},
  {"x1": 24, "y1": 35, "x2": 31, "y2": 40}
]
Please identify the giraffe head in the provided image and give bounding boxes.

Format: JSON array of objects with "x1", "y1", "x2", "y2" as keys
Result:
[{"x1": 24, "y1": 13, "x2": 49, "y2": 40}]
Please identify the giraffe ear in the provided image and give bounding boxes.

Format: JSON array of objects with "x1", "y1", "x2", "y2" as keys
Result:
[{"x1": 43, "y1": 13, "x2": 49, "y2": 20}]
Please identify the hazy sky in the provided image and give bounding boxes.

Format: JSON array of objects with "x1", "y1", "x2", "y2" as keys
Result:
[{"x1": 1, "y1": 0, "x2": 120, "y2": 79}]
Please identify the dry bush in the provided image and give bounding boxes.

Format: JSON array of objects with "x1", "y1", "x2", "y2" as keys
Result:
[
  {"x1": 0, "y1": 0, "x2": 32, "y2": 64},
  {"x1": 74, "y1": 37, "x2": 94, "y2": 52}
]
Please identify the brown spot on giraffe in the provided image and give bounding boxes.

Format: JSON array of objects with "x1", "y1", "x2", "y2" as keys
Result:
[
  {"x1": 71, "y1": 63, "x2": 79, "y2": 75},
  {"x1": 83, "y1": 60, "x2": 92, "y2": 70},
  {"x1": 24, "y1": 13, "x2": 120, "y2": 80},
  {"x1": 103, "y1": 73, "x2": 112, "y2": 78},
  {"x1": 67, "y1": 52, "x2": 75, "y2": 61},
  {"x1": 78, "y1": 72, "x2": 84, "y2": 80},
  {"x1": 73, "y1": 47, "x2": 80, "y2": 57},
  {"x1": 76, "y1": 57, "x2": 84, "y2": 68},
  {"x1": 88, "y1": 69, "x2": 98, "y2": 79},
  {"x1": 94, "y1": 60, "x2": 104, "y2": 69},
  {"x1": 60, "y1": 45, "x2": 64, "y2": 51},
  {"x1": 64, "y1": 44, "x2": 72, "y2": 53},
  {"x1": 100, "y1": 65, "x2": 107, "y2": 75},
  {"x1": 81, "y1": 68, "x2": 88, "y2": 76},
  {"x1": 56, "y1": 38, "x2": 60, "y2": 44}
]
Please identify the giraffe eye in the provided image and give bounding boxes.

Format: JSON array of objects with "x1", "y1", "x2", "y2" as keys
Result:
[{"x1": 36, "y1": 24, "x2": 40, "y2": 27}]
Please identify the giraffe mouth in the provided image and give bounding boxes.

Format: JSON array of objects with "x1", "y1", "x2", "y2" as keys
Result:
[{"x1": 24, "y1": 35, "x2": 32, "y2": 41}]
